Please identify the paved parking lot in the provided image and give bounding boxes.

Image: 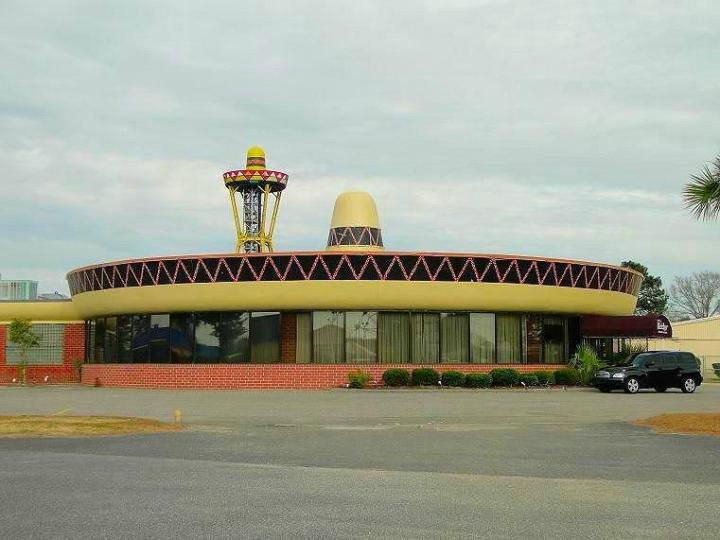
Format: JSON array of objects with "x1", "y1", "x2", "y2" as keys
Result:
[{"x1": 1, "y1": 384, "x2": 719, "y2": 538}]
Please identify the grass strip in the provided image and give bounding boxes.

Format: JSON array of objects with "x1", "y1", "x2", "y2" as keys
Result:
[
  {"x1": 632, "y1": 413, "x2": 720, "y2": 436},
  {"x1": 0, "y1": 415, "x2": 183, "y2": 438}
]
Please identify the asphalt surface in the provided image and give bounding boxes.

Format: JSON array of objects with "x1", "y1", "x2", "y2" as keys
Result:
[{"x1": 1, "y1": 384, "x2": 719, "y2": 538}]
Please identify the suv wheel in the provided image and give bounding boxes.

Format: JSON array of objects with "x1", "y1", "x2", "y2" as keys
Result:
[
  {"x1": 654, "y1": 386, "x2": 667, "y2": 393},
  {"x1": 681, "y1": 377, "x2": 697, "y2": 394},
  {"x1": 624, "y1": 377, "x2": 640, "y2": 394}
]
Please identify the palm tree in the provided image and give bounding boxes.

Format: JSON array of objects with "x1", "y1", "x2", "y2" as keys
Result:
[{"x1": 684, "y1": 156, "x2": 720, "y2": 220}]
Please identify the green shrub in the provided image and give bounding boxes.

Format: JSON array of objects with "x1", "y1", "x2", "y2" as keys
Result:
[
  {"x1": 489, "y1": 368, "x2": 520, "y2": 387},
  {"x1": 532, "y1": 370, "x2": 554, "y2": 385},
  {"x1": 554, "y1": 368, "x2": 580, "y2": 386},
  {"x1": 464, "y1": 372, "x2": 492, "y2": 388},
  {"x1": 347, "y1": 369, "x2": 371, "y2": 389},
  {"x1": 8, "y1": 319, "x2": 39, "y2": 385},
  {"x1": 441, "y1": 371, "x2": 465, "y2": 387},
  {"x1": 382, "y1": 368, "x2": 410, "y2": 387},
  {"x1": 569, "y1": 343, "x2": 604, "y2": 385},
  {"x1": 519, "y1": 374, "x2": 540, "y2": 386},
  {"x1": 411, "y1": 368, "x2": 440, "y2": 386}
]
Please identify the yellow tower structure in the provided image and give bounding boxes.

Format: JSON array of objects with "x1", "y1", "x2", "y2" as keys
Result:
[
  {"x1": 326, "y1": 191, "x2": 384, "y2": 251},
  {"x1": 222, "y1": 146, "x2": 289, "y2": 253}
]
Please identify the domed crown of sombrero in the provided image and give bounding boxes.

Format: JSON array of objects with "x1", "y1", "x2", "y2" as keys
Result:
[{"x1": 326, "y1": 191, "x2": 384, "y2": 252}]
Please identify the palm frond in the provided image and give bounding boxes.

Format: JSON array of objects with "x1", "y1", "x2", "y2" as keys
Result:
[{"x1": 683, "y1": 156, "x2": 720, "y2": 220}]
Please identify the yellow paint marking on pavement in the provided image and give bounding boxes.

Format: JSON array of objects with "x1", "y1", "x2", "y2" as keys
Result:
[{"x1": 51, "y1": 408, "x2": 73, "y2": 416}]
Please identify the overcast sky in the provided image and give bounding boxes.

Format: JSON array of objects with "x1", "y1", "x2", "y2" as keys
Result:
[{"x1": 1, "y1": 0, "x2": 719, "y2": 294}]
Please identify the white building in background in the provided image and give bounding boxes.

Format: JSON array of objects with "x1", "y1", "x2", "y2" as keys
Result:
[{"x1": 0, "y1": 274, "x2": 38, "y2": 301}]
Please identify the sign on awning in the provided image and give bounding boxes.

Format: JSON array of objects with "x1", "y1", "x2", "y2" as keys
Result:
[{"x1": 582, "y1": 315, "x2": 672, "y2": 338}]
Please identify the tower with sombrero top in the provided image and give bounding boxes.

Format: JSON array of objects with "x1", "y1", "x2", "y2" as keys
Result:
[{"x1": 222, "y1": 146, "x2": 289, "y2": 253}]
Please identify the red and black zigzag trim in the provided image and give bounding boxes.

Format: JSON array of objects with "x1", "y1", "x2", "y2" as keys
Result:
[
  {"x1": 327, "y1": 227, "x2": 383, "y2": 247},
  {"x1": 67, "y1": 252, "x2": 643, "y2": 297}
]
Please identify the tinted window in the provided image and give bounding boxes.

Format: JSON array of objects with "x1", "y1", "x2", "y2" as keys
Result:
[
  {"x1": 631, "y1": 354, "x2": 645, "y2": 367},
  {"x1": 295, "y1": 313, "x2": 312, "y2": 364},
  {"x1": 378, "y1": 312, "x2": 410, "y2": 363},
  {"x1": 644, "y1": 354, "x2": 660, "y2": 367},
  {"x1": 441, "y1": 313, "x2": 469, "y2": 364},
  {"x1": 312, "y1": 311, "x2": 345, "y2": 363},
  {"x1": 117, "y1": 316, "x2": 133, "y2": 362},
  {"x1": 679, "y1": 353, "x2": 699, "y2": 368},
  {"x1": 470, "y1": 313, "x2": 495, "y2": 364},
  {"x1": 195, "y1": 312, "x2": 249, "y2": 363},
  {"x1": 524, "y1": 315, "x2": 542, "y2": 364},
  {"x1": 631, "y1": 353, "x2": 655, "y2": 367},
  {"x1": 251, "y1": 312, "x2": 281, "y2": 363},
  {"x1": 148, "y1": 314, "x2": 170, "y2": 363},
  {"x1": 345, "y1": 311, "x2": 377, "y2": 364},
  {"x1": 170, "y1": 313, "x2": 194, "y2": 363},
  {"x1": 542, "y1": 316, "x2": 566, "y2": 364},
  {"x1": 411, "y1": 313, "x2": 440, "y2": 364},
  {"x1": 497, "y1": 314, "x2": 522, "y2": 364},
  {"x1": 93, "y1": 318, "x2": 105, "y2": 363},
  {"x1": 105, "y1": 317, "x2": 117, "y2": 363},
  {"x1": 653, "y1": 354, "x2": 673, "y2": 368},
  {"x1": 132, "y1": 315, "x2": 151, "y2": 363}
]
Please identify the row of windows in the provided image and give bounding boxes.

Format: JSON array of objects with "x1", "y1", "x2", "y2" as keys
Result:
[
  {"x1": 88, "y1": 312, "x2": 280, "y2": 364},
  {"x1": 297, "y1": 312, "x2": 575, "y2": 364},
  {"x1": 88, "y1": 311, "x2": 579, "y2": 365},
  {"x1": 4, "y1": 323, "x2": 65, "y2": 365}
]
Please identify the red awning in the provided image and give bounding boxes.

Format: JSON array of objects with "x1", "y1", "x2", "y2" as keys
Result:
[{"x1": 582, "y1": 315, "x2": 672, "y2": 339}]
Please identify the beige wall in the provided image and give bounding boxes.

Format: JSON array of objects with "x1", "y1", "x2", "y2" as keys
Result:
[
  {"x1": 649, "y1": 316, "x2": 720, "y2": 377},
  {"x1": 0, "y1": 300, "x2": 83, "y2": 323}
]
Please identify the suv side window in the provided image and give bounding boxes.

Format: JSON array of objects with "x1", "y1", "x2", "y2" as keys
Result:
[
  {"x1": 639, "y1": 353, "x2": 662, "y2": 368},
  {"x1": 679, "y1": 353, "x2": 699, "y2": 369},
  {"x1": 632, "y1": 353, "x2": 652, "y2": 367},
  {"x1": 658, "y1": 353, "x2": 678, "y2": 368}
]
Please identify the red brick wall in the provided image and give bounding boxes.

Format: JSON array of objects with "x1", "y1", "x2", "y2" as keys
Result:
[
  {"x1": 0, "y1": 365, "x2": 78, "y2": 384},
  {"x1": 279, "y1": 313, "x2": 296, "y2": 363},
  {"x1": 0, "y1": 323, "x2": 85, "y2": 384},
  {"x1": 0, "y1": 325, "x2": 5, "y2": 365},
  {"x1": 63, "y1": 323, "x2": 86, "y2": 366},
  {"x1": 81, "y1": 363, "x2": 567, "y2": 389}
]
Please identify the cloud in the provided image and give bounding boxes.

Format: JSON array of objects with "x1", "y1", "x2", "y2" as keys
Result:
[{"x1": 1, "y1": 0, "x2": 719, "y2": 293}]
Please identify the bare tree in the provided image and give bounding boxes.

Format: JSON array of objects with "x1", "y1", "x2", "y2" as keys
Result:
[{"x1": 669, "y1": 272, "x2": 720, "y2": 320}]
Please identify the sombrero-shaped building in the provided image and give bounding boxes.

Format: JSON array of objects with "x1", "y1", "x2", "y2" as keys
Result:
[{"x1": 0, "y1": 147, "x2": 667, "y2": 388}]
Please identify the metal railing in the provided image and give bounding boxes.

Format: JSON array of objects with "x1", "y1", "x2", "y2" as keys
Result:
[{"x1": 698, "y1": 355, "x2": 720, "y2": 380}]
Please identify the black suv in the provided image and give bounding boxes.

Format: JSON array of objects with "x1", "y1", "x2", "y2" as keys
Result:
[{"x1": 594, "y1": 351, "x2": 703, "y2": 394}]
